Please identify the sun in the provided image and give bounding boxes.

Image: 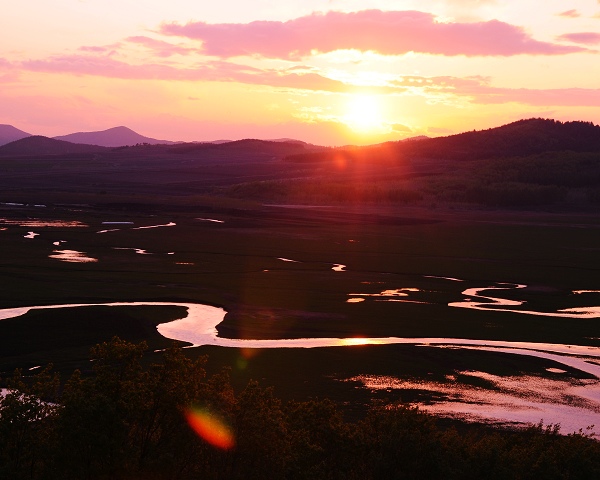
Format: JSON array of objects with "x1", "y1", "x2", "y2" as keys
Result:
[{"x1": 343, "y1": 94, "x2": 384, "y2": 133}]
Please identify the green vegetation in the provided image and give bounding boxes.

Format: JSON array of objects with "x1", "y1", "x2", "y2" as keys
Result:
[{"x1": 2, "y1": 338, "x2": 599, "y2": 480}]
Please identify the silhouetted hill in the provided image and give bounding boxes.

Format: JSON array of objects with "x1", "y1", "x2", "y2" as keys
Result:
[
  {"x1": 400, "y1": 118, "x2": 600, "y2": 160},
  {"x1": 0, "y1": 136, "x2": 107, "y2": 156},
  {"x1": 286, "y1": 119, "x2": 600, "y2": 164},
  {"x1": 169, "y1": 138, "x2": 316, "y2": 157},
  {"x1": 0, "y1": 124, "x2": 32, "y2": 146},
  {"x1": 53, "y1": 126, "x2": 175, "y2": 147}
]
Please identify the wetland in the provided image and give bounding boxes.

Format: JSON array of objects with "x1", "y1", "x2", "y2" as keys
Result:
[{"x1": 1, "y1": 129, "x2": 600, "y2": 455}]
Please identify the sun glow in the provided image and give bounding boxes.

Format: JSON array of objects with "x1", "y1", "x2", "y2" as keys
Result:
[{"x1": 343, "y1": 95, "x2": 385, "y2": 133}]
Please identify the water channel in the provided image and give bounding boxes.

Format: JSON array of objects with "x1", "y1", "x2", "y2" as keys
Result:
[{"x1": 1, "y1": 285, "x2": 600, "y2": 436}]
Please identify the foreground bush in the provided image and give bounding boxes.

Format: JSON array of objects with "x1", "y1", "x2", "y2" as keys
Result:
[{"x1": 1, "y1": 338, "x2": 599, "y2": 479}]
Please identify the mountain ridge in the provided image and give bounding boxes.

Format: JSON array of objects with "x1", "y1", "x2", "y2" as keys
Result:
[
  {"x1": 0, "y1": 124, "x2": 32, "y2": 146},
  {"x1": 53, "y1": 126, "x2": 175, "y2": 147}
]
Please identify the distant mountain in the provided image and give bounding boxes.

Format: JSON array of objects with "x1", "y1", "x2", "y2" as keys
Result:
[
  {"x1": 53, "y1": 126, "x2": 175, "y2": 147},
  {"x1": 0, "y1": 125, "x2": 32, "y2": 146},
  {"x1": 0, "y1": 136, "x2": 107, "y2": 156}
]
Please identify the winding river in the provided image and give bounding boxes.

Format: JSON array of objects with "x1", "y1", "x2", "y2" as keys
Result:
[{"x1": 2, "y1": 284, "x2": 600, "y2": 435}]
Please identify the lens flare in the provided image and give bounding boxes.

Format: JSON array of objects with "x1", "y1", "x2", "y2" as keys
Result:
[{"x1": 185, "y1": 407, "x2": 235, "y2": 450}]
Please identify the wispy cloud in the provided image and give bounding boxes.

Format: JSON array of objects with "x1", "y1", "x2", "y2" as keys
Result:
[
  {"x1": 557, "y1": 32, "x2": 600, "y2": 45},
  {"x1": 161, "y1": 10, "x2": 587, "y2": 59},
  {"x1": 19, "y1": 52, "x2": 600, "y2": 107},
  {"x1": 124, "y1": 36, "x2": 197, "y2": 57},
  {"x1": 21, "y1": 54, "x2": 367, "y2": 93},
  {"x1": 557, "y1": 9, "x2": 580, "y2": 18},
  {"x1": 392, "y1": 75, "x2": 600, "y2": 106}
]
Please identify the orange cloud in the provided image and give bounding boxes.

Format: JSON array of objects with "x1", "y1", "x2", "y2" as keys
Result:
[{"x1": 161, "y1": 10, "x2": 588, "y2": 59}]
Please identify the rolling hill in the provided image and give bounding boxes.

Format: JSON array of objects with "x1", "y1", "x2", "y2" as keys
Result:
[
  {"x1": 286, "y1": 118, "x2": 600, "y2": 164},
  {"x1": 0, "y1": 136, "x2": 108, "y2": 156}
]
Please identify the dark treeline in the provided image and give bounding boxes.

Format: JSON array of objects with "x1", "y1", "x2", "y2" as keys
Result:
[
  {"x1": 286, "y1": 119, "x2": 600, "y2": 164},
  {"x1": 1, "y1": 338, "x2": 599, "y2": 480}
]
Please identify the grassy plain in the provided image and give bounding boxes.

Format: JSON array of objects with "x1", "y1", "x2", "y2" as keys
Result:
[
  {"x1": 1, "y1": 138, "x2": 599, "y2": 420},
  {"x1": 1, "y1": 192, "x2": 599, "y2": 414}
]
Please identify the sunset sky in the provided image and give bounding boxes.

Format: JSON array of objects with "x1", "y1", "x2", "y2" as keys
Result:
[{"x1": 2, "y1": 0, "x2": 600, "y2": 145}]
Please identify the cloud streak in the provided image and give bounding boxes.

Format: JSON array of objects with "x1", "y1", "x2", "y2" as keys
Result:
[
  {"x1": 18, "y1": 53, "x2": 600, "y2": 107},
  {"x1": 393, "y1": 75, "x2": 600, "y2": 107},
  {"x1": 21, "y1": 54, "x2": 365, "y2": 93},
  {"x1": 161, "y1": 10, "x2": 588, "y2": 59},
  {"x1": 557, "y1": 9, "x2": 581, "y2": 18},
  {"x1": 557, "y1": 32, "x2": 600, "y2": 45}
]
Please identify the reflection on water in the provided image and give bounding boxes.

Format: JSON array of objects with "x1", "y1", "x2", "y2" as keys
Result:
[
  {"x1": 349, "y1": 371, "x2": 600, "y2": 437},
  {"x1": 49, "y1": 250, "x2": 98, "y2": 263},
  {"x1": 2, "y1": 289, "x2": 600, "y2": 437},
  {"x1": 114, "y1": 247, "x2": 152, "y2": 255},
  {"x1": 97, "y1": 222, "x2": 176, "y2": 233},
  {"x1": 24, "y1": 231, "x2": 39, "y2": 239},
  {"x1": 0, "y1": 202, "x2": 46, "y2": 208},
  {"x1": 451, "y1": 284, "x2": 600, "y2": 318},
  {"x1": 133, "y1": 222, "x2": 176, "y2": 230},
  {"x1": 423, "y1": 275, "x2": 464, "y2": 282},
  {"x1": 349, "y1": 288, "x2": 420, "y2": 297},
  {"x1": 348, "y1": 288, "x2": 422, "y2": 303},
  {"x1": 0, "y1": 219, "x2": 85, "y2": 227},
  {"x1": 332, "y1": 264, "x2": 346, "y2": 272},
  {"x1": 339, "y1": 337, "x2": 371, "y2": 347},
  {"x1": 277, "y1": 257, "x2": 300, "y2": 263},
  {"x1": 196, "y1": 218, "x2": 225, "y2": 224}
]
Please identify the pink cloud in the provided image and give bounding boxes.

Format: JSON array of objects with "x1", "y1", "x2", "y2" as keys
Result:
[
  {"x1": 392, "y1": 75, "x2": 600, "y2": 106},
  {"x1": 557, "y1": 32, "x2": 600, "y2": 45},
  {"x1": 124, "y1": 36, "x2": 197, "y2": 57},
  {"x1": 161, "y1": 10, "x2": 587, "y2": 59},
  {"x1": 79, "y1": 45, "x2": 116, "y2": 53},
  {"x1": 558, "y1": 9, "x2": 580, "y2": 18},
  {"x1": 19, "y1": 53, "x2": 600, "y2": 107},
  {"x1": 21, "y1": 54, "x2": 365, "y2": 93}
]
